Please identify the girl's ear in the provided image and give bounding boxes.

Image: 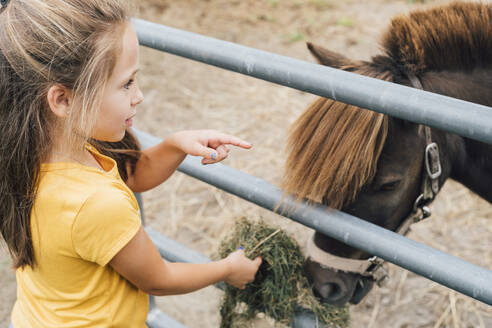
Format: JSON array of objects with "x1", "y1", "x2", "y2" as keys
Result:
[{"x1": 47, "y1": 84, "x2": 72, "y2": 118}]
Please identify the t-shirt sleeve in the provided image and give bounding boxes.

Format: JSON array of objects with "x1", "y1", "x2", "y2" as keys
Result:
[{"x1": 72, "y1": 187, "x2": 141, "y2": 266}]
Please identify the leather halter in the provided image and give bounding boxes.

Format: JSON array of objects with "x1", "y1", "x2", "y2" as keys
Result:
[{"x1": 306, "y1": 74, "x2": 443, "y2": 286}]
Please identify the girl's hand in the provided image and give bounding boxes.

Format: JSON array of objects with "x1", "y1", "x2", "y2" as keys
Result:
[
  {"x1": 169, "y1": 130, "x2": 252, "y2": 165},
  {"x1": 223, "y1": 249, "x2": 262, "y2": 289}
]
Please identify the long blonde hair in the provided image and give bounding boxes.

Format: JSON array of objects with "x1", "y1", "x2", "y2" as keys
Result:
[{"x1": 0, "y1": 0, "x2": 137, "y2": 268}]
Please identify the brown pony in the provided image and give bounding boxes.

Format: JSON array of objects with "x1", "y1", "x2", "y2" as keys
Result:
[{"x1": 283, "y1": 2, "x2": 492, "y2": 306}]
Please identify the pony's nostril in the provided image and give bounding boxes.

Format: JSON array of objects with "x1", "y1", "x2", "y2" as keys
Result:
[
  {"x1": 318, "y1": 283, "x2": 342, "y2": 300},
  {"x1": 318, "y1": 283, "x2": 333, "y2": 299}
]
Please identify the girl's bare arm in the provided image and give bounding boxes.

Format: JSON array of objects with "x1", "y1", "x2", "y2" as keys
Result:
[
  {"x1": 125, "y1": 136, "x2": 186, "y2": 193},
  {"x1": 125, "y1": 130, "x2": 251, "y2": 192},
  {"x1": 109, "y1": 227, "x2": 261, "y2": 295}
]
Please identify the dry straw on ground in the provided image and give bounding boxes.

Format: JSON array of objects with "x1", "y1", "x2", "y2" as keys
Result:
[{"x1": 217, "y1": 218, "x2": 349, "y2": 328}]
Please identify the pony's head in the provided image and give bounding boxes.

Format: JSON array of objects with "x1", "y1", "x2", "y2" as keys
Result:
[{"x1": 283, "y1": 2, "x2": 492, "y2": 306}]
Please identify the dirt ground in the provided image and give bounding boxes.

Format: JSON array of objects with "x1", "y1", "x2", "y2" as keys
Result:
[{"x1": 1, "y1": 0, "x2": 492, "y2": 327}]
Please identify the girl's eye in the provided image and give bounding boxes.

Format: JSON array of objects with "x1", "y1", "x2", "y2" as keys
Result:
[{"x1": 123, "y1": 79, "x2": 134, "y2": 89}]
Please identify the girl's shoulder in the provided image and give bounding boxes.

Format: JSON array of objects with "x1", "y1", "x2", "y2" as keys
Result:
[
  {"x1": 81, "y1": 181, "x2": 139, "y2": 215},
  {"x1": 71, "y1": 180, "x2": 141, "y2": 266},
  {"x1": 37, "y1": 161, "x2": 139, "y2": 222},
  {"x1": 32, "y1": 162, "x2": 141, "y2": 266}
]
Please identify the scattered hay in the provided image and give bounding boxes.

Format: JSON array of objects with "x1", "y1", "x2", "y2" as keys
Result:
[{"x1": 217, "y1": 218, "x2": 350, "y2": 328}]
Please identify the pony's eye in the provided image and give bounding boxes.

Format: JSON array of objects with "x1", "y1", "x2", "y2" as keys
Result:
[{"x1": 378, "y1": 180, "x2": 401, "y2": 191}]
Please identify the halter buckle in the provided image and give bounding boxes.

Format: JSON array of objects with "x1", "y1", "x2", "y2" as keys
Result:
[
  {"x1": 425, "y1": 142, "x2": 442, "y2": 180},
  {"x1": 365, "y1": 256, "x2": 390, "y2": 286}
]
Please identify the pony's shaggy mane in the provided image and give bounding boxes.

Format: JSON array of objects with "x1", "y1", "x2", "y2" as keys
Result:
[
  {"x1": 383, "y1": 2, "x2": 492, "y2": 75},
  {"x1": 283, "y1": 69, "x2": 390, "y2": 209},
  {"x1": 283, "y1": 2, "x2": 492, "y2": 208}
]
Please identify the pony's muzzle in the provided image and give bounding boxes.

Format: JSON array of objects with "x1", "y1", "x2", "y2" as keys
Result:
[
  {"x1": 311, "y1": 269, "x2": 374, "y2": 306},
  {"x1": 306, "y1": 258, "x2": 358, "y2": 306}
]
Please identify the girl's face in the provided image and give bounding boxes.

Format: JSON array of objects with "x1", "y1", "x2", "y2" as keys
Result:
[{"x1": 91, "y1": 22, "x2": 144, "y2": 142}]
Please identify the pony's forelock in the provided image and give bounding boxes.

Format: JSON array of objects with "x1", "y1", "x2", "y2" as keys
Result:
[{"x1": 282, "y1": 69, "x2": 390, "y2": 209}]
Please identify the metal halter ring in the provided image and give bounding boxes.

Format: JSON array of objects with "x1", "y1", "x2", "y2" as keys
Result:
[
  {"x1": 412, "y1": 194, "x2": 432, "y2": 220},
  {"x1": 413, "y1": 194, "x2": 425, "y2": 212}
]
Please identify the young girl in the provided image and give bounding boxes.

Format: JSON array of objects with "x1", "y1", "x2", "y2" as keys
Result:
[{"x1": 0, "y1": 0, "x2": 261, "y2": 327}]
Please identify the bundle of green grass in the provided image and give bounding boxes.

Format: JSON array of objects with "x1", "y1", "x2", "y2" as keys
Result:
[{"x1": 217, "y1": 218, "x2": 349, "y2": 328}]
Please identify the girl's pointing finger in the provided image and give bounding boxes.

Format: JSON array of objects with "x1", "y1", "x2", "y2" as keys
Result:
[{"x1": 217, "y1": 134, "x2": 252, "y2": 149}]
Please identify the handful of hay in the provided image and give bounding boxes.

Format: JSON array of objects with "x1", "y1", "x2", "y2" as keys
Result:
[{"x1": 218, "y1": 218, "x2": 349, "y2": 328}]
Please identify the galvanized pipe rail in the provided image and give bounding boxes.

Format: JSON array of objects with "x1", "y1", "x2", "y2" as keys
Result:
[{"x1": 132, "y1": 18, "x2": 492, "y2": 146}]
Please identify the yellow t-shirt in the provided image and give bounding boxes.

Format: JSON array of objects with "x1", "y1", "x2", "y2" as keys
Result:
[{"x1": 11, "y1": 144, "x2": 148, "y2": 327}]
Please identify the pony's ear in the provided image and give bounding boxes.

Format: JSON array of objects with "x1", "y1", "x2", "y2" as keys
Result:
[{"x1": 307, "y1": 42, "x2": 353, "y2": 68}]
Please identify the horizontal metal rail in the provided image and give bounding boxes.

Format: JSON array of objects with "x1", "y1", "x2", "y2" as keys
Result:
[
  {"x1": 135, "y1": 129, "x2": 492, "y2": 306},
  {"x1": 147, "y1": 306, "x2": 188, "y2": 328},
  {"x1": 132, "y1": 18, "x2": 492, "y2": 145}
]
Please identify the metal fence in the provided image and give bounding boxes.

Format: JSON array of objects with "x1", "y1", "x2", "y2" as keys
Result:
[{"x1": 131, "y1": 18, "x2": 492, "y2": 328}]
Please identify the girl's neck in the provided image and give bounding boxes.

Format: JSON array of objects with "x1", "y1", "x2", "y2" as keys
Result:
[
  {"x1": 46, "y1": 144, "x2": 103, "y2": 170},
  {"x1": 46, "y1": 126, "x2": 103, "y2": 169}
]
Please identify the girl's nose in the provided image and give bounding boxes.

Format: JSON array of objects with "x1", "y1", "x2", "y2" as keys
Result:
[{"x1": 132, "y1": 88, "x2": 144, "y2": 106}]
